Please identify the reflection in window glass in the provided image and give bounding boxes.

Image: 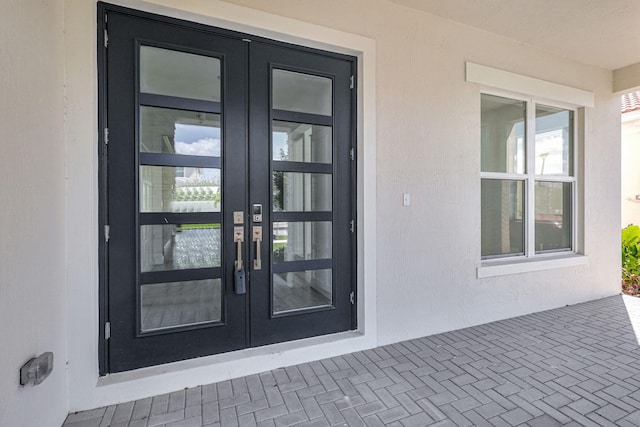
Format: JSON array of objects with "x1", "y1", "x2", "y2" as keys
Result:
[
  {"x1": 535, "y1": 181, "x2": 572, "y2": 253},
  {"x1": 140, "y1": 166, "x2": 221, "y2": 213},
  {"x1": 273, "y1": 269, "x2": 332, "y2": 314},
  {"x1": 273, "y1": 222, "x2": 331, "y2": 263},
  {"x1": 272, "y1": 69, "x2": 332, "y2": 116},
  {"x1": 140, "y1": 107, "x2": 221, "y2": 156},
  {"x1": 140, "y1": 279, "x2": 221, "y2": 332},
  {"x1": 481, "y1": 179, "x2": 525, "y2": 258},
  {"x1": 272, "y1": 121, "x2": 332, "y2": 163},
  {"x1": 273, "y1": 172, "x2": 331, "y2": 212},
  {"x1": 535, "y1": 105, "x2": 573, "y2": 176},
  {"x1": 140, "y1": 224, "x2": 221, "y2": 272},
  {"x1": 481, "y1": 94, "x2": 526, "y2": 174},
  {"x1": 140, "y1": 46, "x2": 221, "y2": 102}
]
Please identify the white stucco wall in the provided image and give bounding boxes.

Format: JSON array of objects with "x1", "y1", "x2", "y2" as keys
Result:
[
  {"x1": 622, "y1": 111, "x2": 640, "y2": 228},
  {"x1": 22, "y1": 0, "x2": 619, "y2": 416},
  {"x1": 0, "y1": 1, "x2": 68, "y2": 426}
]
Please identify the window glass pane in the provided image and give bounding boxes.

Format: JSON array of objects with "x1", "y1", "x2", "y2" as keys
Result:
[
  {"x1": 140, "y1": 279, "x2": 221, "y2": 332},
  {"x1": 481, "y1": 94, "x2": 526, "y2": 174},
  {"x1": 273, "y1": 269, "x2": 332, "y2": 314},
  {"x1": 273, "y1": 222, "x2": 331, "y2": 263},
  {"x1": 140, "y1": 166, "x2": 221, "y2": 213},
  {"x1": 272, "y1": 121, "x2": 332, "y2": 163},
  {"x1": 272, "y1": 69, "x2": 332, "y2": 116},
  {"x1": 140, "y1": 46, "x2": 220, "y2": 102},
  {"x1": 535, "y1": 181, "x2": 572, "y2": 253},
  {"x1": 481, "y1": 179, "x2": 525, "y2": 258},
  {"x1": 535, "y1": 105, "x2": 573, "y2": 176},
  {"x1": 141, "y1": 224, "x2": 221, "y2": 272},
  {"x1": 140, "y1": 107, "x2": 221, "y2": 157},
  {"x1": 273, "y1": 172, "x2": 331, "y2": 212}
]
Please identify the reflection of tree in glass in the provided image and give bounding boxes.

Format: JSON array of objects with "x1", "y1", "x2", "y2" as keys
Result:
[
  {"x1": 273, "y1": 148, "x2": 288, "y2": 210},
  {"x1": 273, "y1": 245, "x2": 285, "y2": 263}
]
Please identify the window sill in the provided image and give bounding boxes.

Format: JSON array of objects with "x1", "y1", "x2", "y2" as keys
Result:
[{"x1": 477, "y1": 254, "x2": 588, "y2": 278}]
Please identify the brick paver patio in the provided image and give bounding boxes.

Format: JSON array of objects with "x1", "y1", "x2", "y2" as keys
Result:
[{"x1": 63, "y1": 295, "x2": 640, "y2": 426}]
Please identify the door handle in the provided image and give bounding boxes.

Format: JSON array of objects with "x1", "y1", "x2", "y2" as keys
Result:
[
  {"x1": 253, "y1": 226, "x2": 262, "y2": 270},
  {"x1": 233, "y1": 226, "x2": 246, "y2": 294},
  {"x1": 234, "y1": 226, "x2": 244, "y2": 271}
]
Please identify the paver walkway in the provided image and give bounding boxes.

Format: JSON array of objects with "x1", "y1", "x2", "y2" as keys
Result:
[{"x1": 63, "y1": 295, "x2": 640, "y2": 426}]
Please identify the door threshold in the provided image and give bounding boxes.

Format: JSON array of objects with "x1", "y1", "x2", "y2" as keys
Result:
[{"x1": 98, "y1": 330, "x2": 370, "y2": 388}]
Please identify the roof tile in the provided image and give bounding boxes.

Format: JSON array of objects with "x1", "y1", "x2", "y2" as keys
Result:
[{"x1": 622, "y1": 91, "x2": 640, "y2": 114}]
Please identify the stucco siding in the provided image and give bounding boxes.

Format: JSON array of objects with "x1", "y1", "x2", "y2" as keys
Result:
[{"x1": 0, "y1": 1, "x2": 68, "y2": 426}]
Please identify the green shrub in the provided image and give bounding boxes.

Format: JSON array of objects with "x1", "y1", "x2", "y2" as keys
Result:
[{"x1": 622, "y1": 224, "x2": 640, "y2": 285}]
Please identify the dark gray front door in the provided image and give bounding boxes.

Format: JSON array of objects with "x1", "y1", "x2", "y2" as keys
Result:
[{"x1": 100, "y1": 3, "x2": 356, "y2": 373}]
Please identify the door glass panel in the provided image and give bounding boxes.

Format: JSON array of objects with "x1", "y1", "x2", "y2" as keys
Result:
[
  {"x1": 273, "y1": 269, "x2": 332, "y2": 314},
  {"x1": 481, "y1": 179, "x2": 525, "y2": 258},
  {"x1": 535, "y1": 181, "x2": 572, "y2": 253},
  {"x1": 481, "y1": 94, "x2": 526, "y2": 174},
  {"x1": 140, "y1": 166, "x2": 221, "y2": 213},
  {"x1": 140, "y1": 279, "x2": 222, "y2": 332},
  {"x1": 272, "y1": 172, "x2": 331, "y2": 212},
  {"x1": 272, "y1": 69, "x2": 332, "y2": 116},
  {"x1": 273, "y1": 222, "x2": 331, "y2": 262},
  {"x1": 140, "y1": 107, "x2": 221, "y2": 156},
  {"x1": 272, "y1": 121, "x2": 331, "y2": 163},
  {"x1": 141, "y1": 224, "x2": 221, "y2": 272},
  {"x1": 535, "y1": 105, "x2": 573, "y2": 176},
  {"x1": 140, "y1": 46, "x2": 221, "y2": 102}
]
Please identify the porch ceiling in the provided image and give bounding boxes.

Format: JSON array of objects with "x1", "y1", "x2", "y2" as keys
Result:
[{"x1": 390, "y1": 0, "x2": 640, "y2": 71}]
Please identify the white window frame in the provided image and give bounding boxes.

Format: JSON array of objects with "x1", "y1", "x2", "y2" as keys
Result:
[
  {"x1": 466, "y1": 62, "x2": 591, "y2": 278},
  {"x1": 480, "y1": 90, "x2": 577, "y2": 258}
]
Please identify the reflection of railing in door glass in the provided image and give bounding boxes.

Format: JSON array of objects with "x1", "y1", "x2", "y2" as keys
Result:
[
  {"x1": 139, "y1": 166, "x2": 221, "y2": 213},
  {"x1": 141, "y1": 224, "x2": 221, "y2": 272}
]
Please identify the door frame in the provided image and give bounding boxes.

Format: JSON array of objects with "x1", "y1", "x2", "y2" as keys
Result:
[{"x1": 97, "y1": 2, "x2": 359, "y2": 375}]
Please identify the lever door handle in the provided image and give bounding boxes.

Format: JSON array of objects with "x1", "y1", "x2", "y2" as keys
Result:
[{"x1": 253, "y1": 226, "x2": 262, "y2": 270}]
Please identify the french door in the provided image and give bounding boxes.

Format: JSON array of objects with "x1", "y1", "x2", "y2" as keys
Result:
[{"x1": 99, "y1": 4, "x2": 356, "y2": 373}]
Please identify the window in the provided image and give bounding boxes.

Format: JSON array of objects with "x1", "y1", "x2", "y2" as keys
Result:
[{"x1": 481, "y1": 93, "x2": 575, "y2": 260}]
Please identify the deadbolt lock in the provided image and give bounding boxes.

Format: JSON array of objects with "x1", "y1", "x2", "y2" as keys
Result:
[
  {"x1": 252, "y1": 204, "x2": 263, "y2": 223},
  {"x1": 233, "y1": 211, "x2": 244, "y2": 225}
]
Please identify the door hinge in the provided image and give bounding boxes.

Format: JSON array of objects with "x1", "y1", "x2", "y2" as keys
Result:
[
  {"x1": 350, "y1": 75, "x2": 354, "y2": 89},
  {"x1": 350, "y1": 291, "x2": 355, "y2": 304},
  {"x1": 105, "y1": 322, "x2": 111, "y2": 340},
  {"x1": 350, "y1": 220, "x2": 355, "y2": 233},
  {"x1": 104, "y1": 29, "x2": 108, "y2": 48},
  {"x1": 104, "y1": 225, "x2": 110, "y2": 243},
  {"x1": 103, "y1": 128, "x2": 109, "y2": 145},
  {"x1": 350, "y1": 147, "x2": 355, "y2": 160}
]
